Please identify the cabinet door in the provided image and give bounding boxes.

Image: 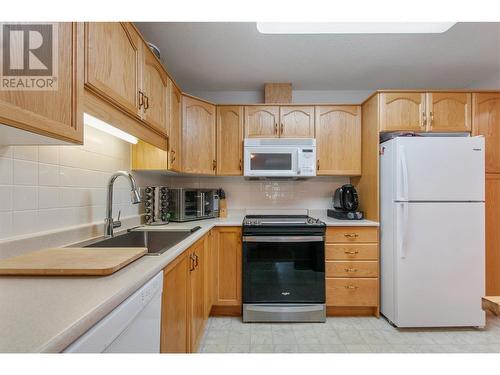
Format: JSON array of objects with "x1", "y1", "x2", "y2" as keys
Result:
[
  {"x1": 204, "y1": 231, "x2": 214, "y2": 320},
  {"x1": 141, "y1": 48, "x2": 169, "y2": 134},
  {"x1": 244, "y1": 106, "x2": 279, "y2": 138},
  {"x1": 160, "y1": 253, "x2": 189, "y2": 353},
  {"x1": 214, "y1": 227, "x2": 242, "y2": 307},
  {"x1": 279, "y1": 106, "x2": 315, "y2": 138},
  {"x1": 0, "y1": 22, "x2": 83, "y2": 144},
  {"x1": 168, "y1": 82, "x2": 182, "y2": 171},
  {"x1": 472, "y1": 93, "x2": 500, "y2": 173},
  {"x1": 189, "y1": 239, "x2": 206, "y2": 352},
  {"x1": 85, "y1": 22, "x2": 141, "y2": 117},
  {"x1": 182, "y1": 96, "x2": 216, "y2": 174},
  {"x1": 486, "y1": 174, "x2": 500, "y2": 295},
  {"x1": 315, "y1": 106, "x2": 361, "y2": 175},
  {"x1": 217, "y1": 106, "x2": 243, "y2": 175},
  {"x1": 427, "y1": 92, "x2": 471, "y2": 132},
  {"x1": 379, "y1": 92, "x2": 426, "y2": 132}
]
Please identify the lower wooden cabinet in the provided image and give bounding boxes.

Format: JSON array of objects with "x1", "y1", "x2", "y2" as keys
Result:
[
  {"x1": 486, "y1": 174, "x2": 500, "y2": 295},
  {"x1": 160, "y1": 234, "x2": 209, "y2": 353},
  {"x1": 325, "y1": 226, "x2": 380, "y2": 316},
  {"x1": 212, "y1": 227, "x2": 242, "y2": 314}
]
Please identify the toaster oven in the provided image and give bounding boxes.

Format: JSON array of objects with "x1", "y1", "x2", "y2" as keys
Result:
[{"x1": 167, "y1": 188, "x2": 219, "y2": 222}]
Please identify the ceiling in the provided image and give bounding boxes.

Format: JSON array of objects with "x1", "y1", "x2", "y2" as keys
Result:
[{"x1": 135, "y1": 22, "x2": 500, "y2": 92}]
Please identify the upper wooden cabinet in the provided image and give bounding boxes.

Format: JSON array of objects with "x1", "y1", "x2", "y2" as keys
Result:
[
  {"x1": 279, "y1": 106, "x2": 315, "y2": 138},
  {"x1": 85, "y1": 22, "x2": 168, "y2": 136},
  {"x1": 379, "y1": 92, "x2": 472, "y2": 133},
  {"x1": 85, "y1": 22, "x2": 141, "y2": 117},
  {"x1": 217, "y1": 106, "x2": 243, "y2": 175},
  {"x1": 473, "y1": 93, "x2": 500, "y2": 173},
  {"x1": 244, "y1": 106, "x2": 279, "y2": 138},
  {"x1": 182, "y1": 96, "x2": 216, "y2": 174},
  {"x1": 379, "y1": 92, "x2": 426, "y2": 132},
  {"x1": 427, "y1": 93, "x2": 471, "y2": 132},
  {"x1": 141, "y1": 48, "x2": 169, "y2": 134},
  {"x1": 315, "y1": 106, "x2": 361, "y2": 176},
  {"x1": 0, "y1": 22, "x2": 84, "y2": 144},
  {"x1": 168, "y1": 82, "x2": 182, "y2": 171}
]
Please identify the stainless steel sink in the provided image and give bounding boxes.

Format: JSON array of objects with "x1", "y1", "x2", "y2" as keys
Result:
[{"x1": 81, "y1": 227, "x2": 201, "y2": 255}]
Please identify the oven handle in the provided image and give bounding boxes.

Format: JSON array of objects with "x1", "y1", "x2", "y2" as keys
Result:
[
  {"x1": 243, "y1": 236, "x2": 324, "y2": 243},
  {"x1": 245, "y1": 304, "x2": 325, "y2": 313}
]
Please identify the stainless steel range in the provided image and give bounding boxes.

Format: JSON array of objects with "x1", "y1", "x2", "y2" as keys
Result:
[{"x1": 242, "y1": 215, "x2": 326, "y2": 323}]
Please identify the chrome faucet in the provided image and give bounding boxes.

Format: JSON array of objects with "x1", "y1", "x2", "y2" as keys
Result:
[{"x1": 104, "y1": 171, "x2": 141, "y2": 237}]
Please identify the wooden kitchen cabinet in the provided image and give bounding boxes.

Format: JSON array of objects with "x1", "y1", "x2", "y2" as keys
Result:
[
  {"x1": 0, "y1": 22, "x2": 84, "y2": 144},
  {"x1": 217, "y1": 106, "x2": 243, "y2": 175},
  {"x1": 160, "y1": 251, "x2": 189, "y2": 353},
  {"x1": 141, "y1": 47, "x2": 169, "y2": 134},
  {"x1": 244, "y1": 106, "x2": 280, "y2": 138},
  {"x1": 182, "y1": 95, "x2": 216, "y2": 174},
  {"x1": 279, "y1": 106, "x2": 315, "y2": 138},
  {"x1": 486, "y1": 174, "x2": 500, "y2": 295},
  {"x1": 315, "y1": 106, "x2": 361, "y2": 176},
  {"x1": 213, "y1": 227, "x2": 242, "y2": 314},
  {"x1": 379, "y1": 92, "x2": 426, "y2": 132},
  {"x1": 85, "y1": 22, "x2": 141, "y2": 117},
  {"x1": 169, "y1": 82, "x2": 182, "y2": 171},
  {"x1": 473, "y1": 93, "x2": 500, "y2": 173},
  {"x1": 426, "y1": 93, "x2": 471, "y2": 132},
  {"x1": 188, "y1": 237, "x2": 207, "y2": 352}
]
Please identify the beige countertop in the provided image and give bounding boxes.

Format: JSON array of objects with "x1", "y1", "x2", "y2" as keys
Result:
[{"x1": 0, "y1": 211, "x2": 378, "y2": 353}]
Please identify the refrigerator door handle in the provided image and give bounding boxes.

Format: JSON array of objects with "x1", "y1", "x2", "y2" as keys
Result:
[
  {"x1": 398, "y1": 202, "x2": 409, "y2": 259},
  {"x1": 398, "y1": 145, "x2": 409, "y2": 201}
]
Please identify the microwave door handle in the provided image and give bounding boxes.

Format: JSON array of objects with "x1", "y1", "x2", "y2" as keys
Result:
[{"x1": 196, "y1": 193, "x2": 203, "y2": 216}]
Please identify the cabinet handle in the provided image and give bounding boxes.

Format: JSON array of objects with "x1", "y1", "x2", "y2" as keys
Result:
[
  {"x1": 344, "y1": 268, "x2": 358, "y2": 273},
  {"x1": 344, "y1": 250, "x2": 359, "y2": 255},
  {"x1": 274, "y1": 123, "x2": 278, "y2": 135},
  {"x1": 138, "y1": 91, "x2": 144, "y2": 109},
  {"x1": 344, "y1": 233, "x2": 359, "y2": 239},
  {"x1": 317, "y1": 159, "x2": 320, "y2": 170},
  {"x1": 422, "y1": 112, "x2": 427, "y2": 128},
  {"x1": 189, "y1": 254, "x2": 196, "y2": 271},
  {"x1": 344, "y1": 285, "x2": 358, "y2": 290},
  {"x1": 429, "y1": 111, "x2": 434, "y2": 128},
  {"x1": 239, "y1": 159, "x2": 242, "y2": 171},
  {"x1": 170, "y1": 150, "x2": 176, "y2": 163},
  {"x1": 194, "y1": 253, "x2": 199, "y2": 268},
  {"x1": 212, "y1": 159, "x2": 217, "y2": 171},
  {"x1": 280, "y1": 123, "x2": 284, "y2": 135},
  {"x1": 144, "y1": 95, "x2": 150, "y2": 111}
]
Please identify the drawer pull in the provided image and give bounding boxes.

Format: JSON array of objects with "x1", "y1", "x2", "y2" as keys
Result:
[
  {"x1": 344, "y1": 250, "x2": 359, "y2": 255},
  {"x1": 344, "y1": 233, "x2": 359, "y2": 239},
  {"x1": 344, "y1": 285, "x2": 358, "y2": 290},
  {"x1": 344, "y1": 268, "x2": 358, "y2": 273}
]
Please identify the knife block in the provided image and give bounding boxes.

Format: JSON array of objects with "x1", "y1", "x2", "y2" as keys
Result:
[{"x1": 219, "y1": 198, "x2": 227, "y2": 218}]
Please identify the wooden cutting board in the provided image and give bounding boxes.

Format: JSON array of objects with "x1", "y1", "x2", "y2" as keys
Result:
[{"x1": 0, "y1": 247, "x2": 147, "y2": 276}]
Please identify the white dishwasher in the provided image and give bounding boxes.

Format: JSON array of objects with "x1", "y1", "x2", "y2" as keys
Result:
[{"x1": 64, "y1": 272, "x2": 163, "y2": 353}]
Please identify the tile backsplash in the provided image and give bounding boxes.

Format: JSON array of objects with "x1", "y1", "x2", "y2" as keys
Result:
[
  {"x1": 0, "y1": 125, "x2": 142, "y2": 240},
  {"x1": 165, "y1": 176, "x2": 349, "y2": 210}
]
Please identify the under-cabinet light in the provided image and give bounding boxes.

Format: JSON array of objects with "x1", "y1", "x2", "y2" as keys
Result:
[
  {"x1": 256, "y1": 22, "x2": 456, "y2": 34},
  {"x1": 84, "y1": 113, "x2": 138, "y2": 144}
]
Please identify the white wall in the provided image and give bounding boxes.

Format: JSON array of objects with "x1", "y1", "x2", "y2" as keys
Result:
[
  {"x1": 468, "y1": 72, "x2": 500, "y2": 89},
  {"x1": 189, "y1": 90, "x2": 373, "y2": 104},
  {"x1": 165, "y1": 176, "x2": 349, "y2": 210},
  {"x1": 0, "y1": 125, "x2": 146, "y2": 240}
]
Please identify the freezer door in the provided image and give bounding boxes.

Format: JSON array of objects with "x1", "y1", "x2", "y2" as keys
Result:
[
  {"x1": 393, "y1": 137, "x2": 484, "y2": 202},
  {"x1": 394, "y1": 202, "x2": 485, "y2": 327}
]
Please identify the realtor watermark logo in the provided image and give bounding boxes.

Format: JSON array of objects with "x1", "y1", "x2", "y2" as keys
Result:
[{"x1": 0, "y1": 23, "x2": 58, "y2": 90}]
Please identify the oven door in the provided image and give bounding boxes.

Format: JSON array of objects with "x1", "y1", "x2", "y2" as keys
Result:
[
  {"x1": 244, "y1": 147, "x2": 299, "y2": 177},
  {"x1": 243, "y1": 235, "x2": 325, "y2": 304}
]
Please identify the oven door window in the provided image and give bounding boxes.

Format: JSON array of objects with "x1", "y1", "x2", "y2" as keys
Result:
[
  {"x1": 243, "y1": 240, "x2": 325, "y2": 304},
  {"x1": 250, "y1": 153, "x2": 293, "y2": 171}
]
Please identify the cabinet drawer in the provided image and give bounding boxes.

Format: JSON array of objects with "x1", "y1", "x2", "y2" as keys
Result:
[
  {"x1": 326, "y1": 278, "x2": 379, "y2": 307},
  {"x1": 325, "y1": 243, "x2": 378, "y2": 260},
  {"x1": 326, "y1": 227, "x2": 378, "y2": 243},
  {"x1": 326, "y1": 261, "x2": 378, "y2": 278}
]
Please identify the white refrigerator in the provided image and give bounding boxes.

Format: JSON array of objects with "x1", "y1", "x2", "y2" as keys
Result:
[{"x1": 380, "y1": 136, "x2": 486, "y2": 328}]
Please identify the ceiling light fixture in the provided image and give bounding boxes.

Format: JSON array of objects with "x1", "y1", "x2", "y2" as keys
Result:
[
  {"x1": 84, "y1": 113, "x2": 138, "y2": 144},
  {"x1": 256, "y1": 22, "x2": 456, "y2": 34}
]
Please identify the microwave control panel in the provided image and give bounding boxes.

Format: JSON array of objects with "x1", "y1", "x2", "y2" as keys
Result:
[{"x1": 298, "y1": 148, "x2": 317, "y2": 176}]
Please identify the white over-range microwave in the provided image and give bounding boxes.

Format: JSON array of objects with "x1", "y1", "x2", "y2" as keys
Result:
[{"x1": 243, "y1": 138, "x2": 317, "y2": 178}]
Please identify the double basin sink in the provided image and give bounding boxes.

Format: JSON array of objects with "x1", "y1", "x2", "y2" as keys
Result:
[{"x1": 81, "y1": 226, "x2": 201, "y2": 255}]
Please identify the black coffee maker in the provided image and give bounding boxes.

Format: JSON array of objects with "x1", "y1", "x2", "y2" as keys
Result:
[{"x1": 327, "y1": 184, "x2": 364, "y2": 220}]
